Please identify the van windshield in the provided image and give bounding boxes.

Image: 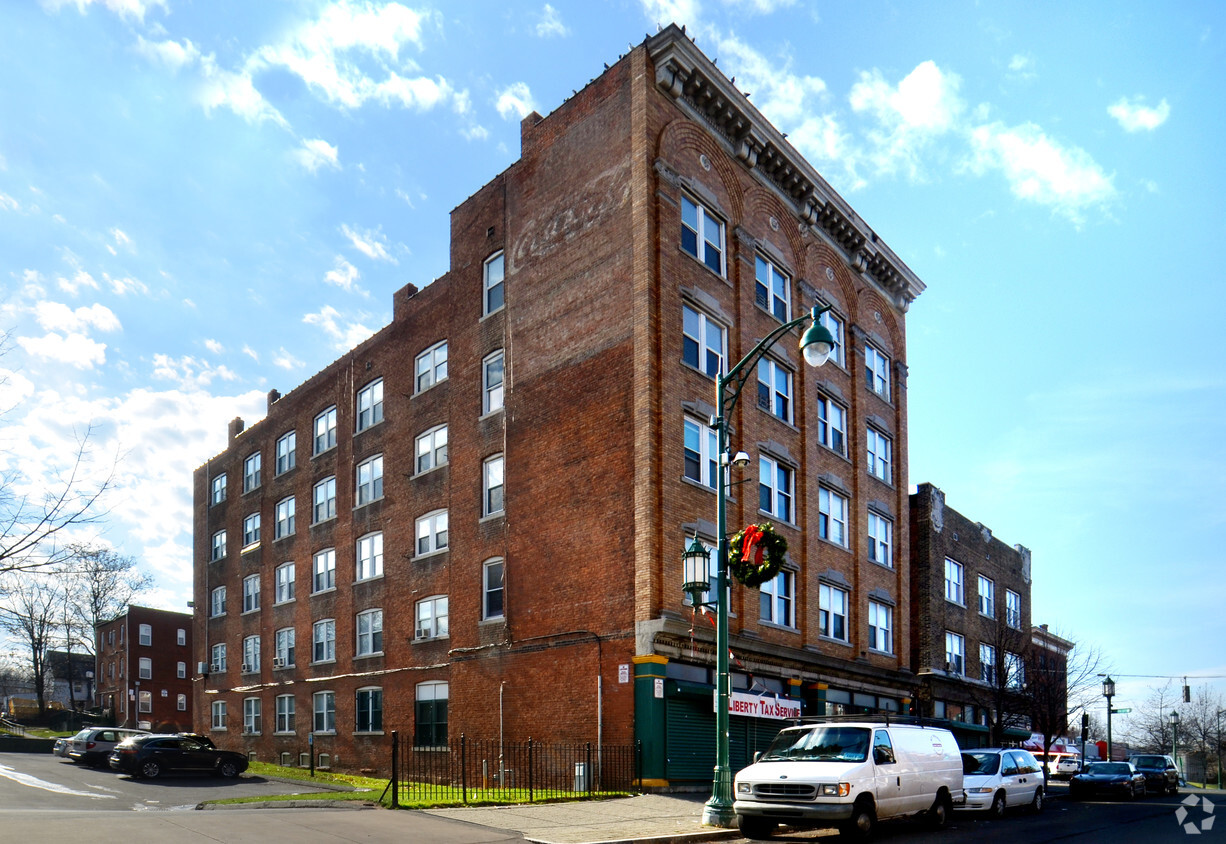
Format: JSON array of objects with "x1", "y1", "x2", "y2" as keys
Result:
[{"x1": 760, "y1": 727, "x2": 871, "y2": 763}]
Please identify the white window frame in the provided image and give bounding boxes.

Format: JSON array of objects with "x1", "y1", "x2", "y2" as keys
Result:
[
  {"x1": 211, "y1": 473, "x2": 227, "y2": 504},
  {"x1": 978, "y1": 575, "x2": 995, "y2": 617},
  {"x1": 211, "y1": 529, "x2": 227, "y2": 561},
  {"x1": 1006, "y1": 589, "x2": 1022, "y2": 628},
  {"x1": 680, "y1": 194, "x2": 725, "y2": 275},
  {"x1": 415, "y1": 425, "x2": 448, "y2": 474},
  {"x1": 242, "y1": 573, "x2": 260, "y2": 613},
  {"x1": 681, "y1": 303, "x2": 726, "y2": 378},
  {"x1": 243, "y1": 697, "x2": 262, "y2": 734},
  {"x1": 483, "y1": 349, "x2": 505, "y2": 414},
  {"x1": 416, "y1": 509, "x2": 448, "y2": 556},
  {"x1": 865, "y1": 343, "x2": 891, "y2": 400},
  {"x1": 312, "y1": 548, "x2": 336, "y2": 593},
  {"x1": 356, "y1": 378, "x2": 384, "y2": 432},
  {"x1": 415, "y1": 340, "x2": 448, "y2": 393},
  {"x1": 944, "y1": 558, "x2": 965, "y2": 606},
  {"x1": 758, "y1": 455, "x2": 794, "y2": 523},
  {"x1": 817, "y1": 395, "x2": 847, "y2": 456},
  {"x1": 682, "y1": 416, "x2": 719, "y2": 489},
  {"x1": 756, "y1": 357, "x2": 792, "y2": 423},
  {"x1": 754, "y1": 254, "x2": 791, "y2": 321},
  {"x1": 138, "y1": 624, "x2": 152, "y2": 646},
  {"x1": 355, "y1": 686, "x2": 383, "y2": 733},
  {"x1": 483, "y1": 558, "x2": 505, "y2": 621},
  {"x1": 243, "y1": 452, "x2": 261, "y2": 492},
  {"x1": 275, "y1": 496, "x2": 295, "y2": 539},
  {"x1": 276, "y1": 430, "x2": 296, "y2": 475},
  {"x1": 242, "y1": 512, "x2": 260, "y2": 548},
  {"x1": 484, "y1": 251, "x2": 505, "y2": 315},
  {"x1": 312, "y1": 619, "x2": 336, "y2": 664},
  {"x1": 415, "y1": 595, "x2": 449, "y2": 640},
  {"x1": 211, "y1": 699, "x2": 227, "y2": 730},
  {"x1": 177, "y1": 628, "x2": 186, "y2": 646},
  {"x1": 868, "y1": 601, "x2": 893, "y2": 653},
  {"x1": 138, "y1": 657, "x2": 152, "y2": 679},
  {"x1": 356, "y1": 454, "x2": 384, "y2": 506},
  {"x1": 1006, "y1": 652, "x2": 1025, "y2": 688},
  {"x1": 177, "y1": 693, "x2": 187, "y2": 711},
  {"x1": 275, "y1": 627, "x2": 296, "y2": 667},
  {"x1": 242, "y1": 635, "x2": 260, "y2": 672},
  {"x1": 356, "y1": 608, "x2": 384, "y2": 656},
  {"x1": 818, "y1": 487, "x2": 848, "y2": 546},
  {"x1": 980, "y1": 643, "x2": 997, "y2": 684},
  {"x1": 483, "y1": 454, "x2": 504, "y2": 517},
  {"x1": 867, "y1": 427, "x2": 892, "y2": 483},
  {"x1": 818, "y1": 583, "x2": 848, "y2": 642},
  {"x1": 313, "y1": 476, "x2": 337, "y2": 523},
  {"x1": 313, "y1": 690, "x2": 335, "y2": 733},
  {"x1": 946, "y1": 631, "x2": 966, "y2": 676},
  {"x1": 313, "y1": 405, "x2": 338, "y2": 454},
  {"x1": 819, "y1": 308, "x2": 846, "y2": 367},
  {"x1": 356, "y1": 532, "x2": 383, "y2": 581},
  {"x1": 275, "y1": 694, "x2": 295, "y2": 733},
  {"x1": 274, "y1": 562, "x2": 295, "y2": 604},
  {"x1": 760, "y1": 570, "x2": 795, "y2": 628},
  {"x1": 867, "y1": 512, "x2": 893, "y2": 567},
  {"x1": 211, "y1": 642, "x2": 226, "y2": 672}
]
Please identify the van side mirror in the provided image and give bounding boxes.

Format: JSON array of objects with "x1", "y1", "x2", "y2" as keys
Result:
[{"x1": 753, "y1": 751, "x2": 762, "y2": 763}]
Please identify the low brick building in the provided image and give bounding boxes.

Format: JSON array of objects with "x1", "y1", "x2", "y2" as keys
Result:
[
  {"x1": 95, "y1": 605, "x2": 194, "y2": 730},
  {"x1": 193, "y1": 25, "x2": 927, "y2": 781}
]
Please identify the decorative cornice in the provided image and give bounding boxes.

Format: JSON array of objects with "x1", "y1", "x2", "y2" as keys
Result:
[{"x1": 647, "y1": 25, "x2": 925, "y2": 312}]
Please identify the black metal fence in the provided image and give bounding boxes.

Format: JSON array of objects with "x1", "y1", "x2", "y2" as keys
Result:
[{"x1": 389, "y1": 733, "x2": 642, "y2": 807}]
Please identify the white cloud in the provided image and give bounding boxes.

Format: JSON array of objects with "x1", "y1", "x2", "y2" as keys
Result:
[
  {"x1": 16, "y1": 332, "x2": 107, "y2": 369},
  {"x1": 293, "y1": 138, "x2": 341, "y2": 172},
  {"x1": 204, "y1": 339, "x2": 224, "y2": 355},
  {"x1": 134, "y1": 35, "x2": 201, "y2": 72},
  {"x1": 965, "y1": 122, "x2": 1116, "y2": 225},
  {"x1": 150, "y1": 353, "x2": 238, "y2": 387},
  {"x1": 41, "y1": 0, "x2": 167, "y2": 23},
  {"x1": 1108, "y1": 96, "x2": 1171, "y2": 132},
  {"x1": 303, "y1": 305, "x2": 377, "y2": 352},
  {"x1": 198, "y1": 54, "x2": 290, "y2": 129},
  {"x1": 56, "y1": 268, "x2": 100, "y2": 295},
  {"x1": 0, "y1": 192, "x2": 19, "y2": 212},
  {"x1": 640, "y1": 0, "x2": 702, "y2": 27},
  {"x1": 1008, "y1": 53, "x2": 1036, "y2": 79},
  {"x1": 32, "y1": 301, "x2": 121, "y2": 334},
  {"x1": 462, "y1": 124, "x2": 490, "y2": 142},
  {"x1": 850, "y1": 61, "x2": 964, "y2": 180},
  {"x1": 496, "y1": 82, "x2": 538, "y2": 120},
  {"x1": 723, "y1": 0, "x2": 796, "y2": 11},
  {"x1": 340, "y1": 223, "x2": 398, "y2": 264},
  {"x1": 110, "y1": 228, "x2": 133, "y2": 251},
  {"x1": 104, "y1": 272, "x2": 149, "y2": 296},
  {"x1": 323, "y1": 256, "x2": 362, "y2": 293},
  {"x1": 272, "y1": 348, "x2": 304, "y2": 370},
  {"x1": 536, "y1": 4, "x2": 569, "y2": 37},
  {"x1": 242, "y1": 345, "x2": 259, "y2": 361}
]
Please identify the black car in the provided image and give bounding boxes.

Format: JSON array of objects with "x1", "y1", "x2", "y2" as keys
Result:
[
  {"x1": 108, "y1": 734, "x2": 248, "y2": 779},
  {"x1": 1068, "y1": 761, "x2": 1146, "y2": 800},
  {"x1": 1129, "y1": 754, "x2": 1180, "y2": 795}
]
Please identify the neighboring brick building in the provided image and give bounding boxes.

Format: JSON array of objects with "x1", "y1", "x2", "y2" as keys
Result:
[
  {"x1": 95, "y1": 605, "x2": 194, "y2": 730},
  {"x1": 192, "y1": 25, "x2": 926, "y2": 782},
  {"x1": 909, "y1": 482, "x2": 1034, "y2": 747}
]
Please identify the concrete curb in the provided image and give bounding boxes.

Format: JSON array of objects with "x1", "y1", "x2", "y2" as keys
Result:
[
  {"x1": 524, "y1": 832, "x2": 740, "y2": 844},
  {"x1": 201, "y1": 799, "x2": 379, "y2": 810}
]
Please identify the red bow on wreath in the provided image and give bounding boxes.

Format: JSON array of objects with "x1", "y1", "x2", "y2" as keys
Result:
[{"x1": 740, "y1": 524, "x2": 765, "y2": 564}]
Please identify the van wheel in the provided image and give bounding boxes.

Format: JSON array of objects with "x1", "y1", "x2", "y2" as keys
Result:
[
  {"x1": 840, "y1": 800, "x2": 875, "y2": 840},
  {"x1": 988, "y1": 791, "x2": 1007, "y2": 818},
  {"x1": 1030, "y1": 787, "x2": 1044, "y2": 813},
  {"x1": 928, "y1": 792, "x2": 951, "y2": 829},
  {"x1": 736, "y1": 815, "x2": 774, "y2": 840}
]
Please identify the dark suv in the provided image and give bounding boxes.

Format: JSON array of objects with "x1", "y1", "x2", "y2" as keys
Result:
[{"x1": 1128, "y1": 754, "x2": 1179, "y2": 795}]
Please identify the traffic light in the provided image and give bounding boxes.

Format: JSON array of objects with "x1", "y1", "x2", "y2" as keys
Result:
[
  {"x1": 1081, "y1": 712, "x2": 1089, "y2": 742},
  {"x1": 1183, "y1": 684, "x2": 1191, "y2": 703}
]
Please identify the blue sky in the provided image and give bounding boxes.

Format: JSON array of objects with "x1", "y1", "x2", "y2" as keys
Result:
[{"x1": 2, "y1": 1, "x2": 1223, "y2": 730}]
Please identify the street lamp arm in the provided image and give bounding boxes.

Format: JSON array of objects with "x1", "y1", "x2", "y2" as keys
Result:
[{"x1": 718, "y1": 305, "x2": 831, "y2": 418}]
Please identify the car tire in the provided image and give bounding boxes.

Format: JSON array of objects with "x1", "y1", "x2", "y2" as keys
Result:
[
  {"x1": 988, "y1": 791, "x2": 1007, "y2": 818},
  {"x1": 928, "y1": 792, "x2": 951, "y2": 829},
  {"x1": 1030, "y1": 787, "x2": 1044, "y2": 814},
  {"x1": 840, "y1": 800, "x2": 876, "y2": 841},
  {"x1": 140, "y1": 760, "x2": 161, "y2": 779},
  {"x1": 736, "y1": 815, "x2": 774, "y2": 840},
  {"x1": 1168, "y1": 782, "x2": 1180, "y2": 796},
  {"x1": 217, "y1": 760, "x2": 240, "y2": 779}
]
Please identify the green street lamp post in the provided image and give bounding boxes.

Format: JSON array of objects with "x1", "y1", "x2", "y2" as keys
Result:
[
  {"x1": 1102, "y1": 676, "x2": 1115, "y2": 761},
  {"x1": 1171, "y1": 710, "x2": 1180, "y2": 776},
  {"x1": 684, "y1": 305, "x2": 835, "y2": 828}
]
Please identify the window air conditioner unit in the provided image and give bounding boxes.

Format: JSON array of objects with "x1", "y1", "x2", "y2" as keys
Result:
[
  {"x1": 209, "y1": 663, "x2": 221, "y2": 673},
  {"x1": 241, "y1": 663, "x2": 252, "y2": 673},
  {"x1": 272, "y1": 657, "x2": 285, "y2": 669},
  {"x1": 415, "y1": 629, "x2": 430, "y2": 640},
  {"x1": 243, "y1": 728, "x2": 255, "y2": 735}
]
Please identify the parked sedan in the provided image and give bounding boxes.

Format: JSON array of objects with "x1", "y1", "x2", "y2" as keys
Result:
[
  {"x1": 1068, "y1": 761, "x2": 1146, "y2": 800},
  {"x1": 1129, "y1": 754, "x2": 1180, "y2": 795},
  {"x1": 68, "y1": 727, "x2": 150, "y2": 766},
  {"x1": 109, "y1": 734, "x2": 248, "y2": 779}
]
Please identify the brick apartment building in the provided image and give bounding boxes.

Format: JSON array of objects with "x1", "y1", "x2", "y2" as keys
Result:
[
  {"x1": 95, "y1": 605, "x2": 194, "y2": 730},
  {"x1": 909, "y1": 482, "x2": 1035, "y2": 747},
  {"x1": 192, "y1": 25, "x2": 927, "y2": 782}
]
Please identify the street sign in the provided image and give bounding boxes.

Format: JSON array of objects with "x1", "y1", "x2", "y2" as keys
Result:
[{"x1": 1111, "y1": 708, "x2": 1131, "y2": 714}]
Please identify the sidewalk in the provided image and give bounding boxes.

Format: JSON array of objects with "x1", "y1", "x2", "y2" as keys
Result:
[{"x1": 424, "y1": 793, "x2": 745, "y2": 844}]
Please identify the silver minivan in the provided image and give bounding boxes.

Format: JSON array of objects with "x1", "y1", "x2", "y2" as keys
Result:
[
  {"x1": 68, "y1": 727, "x2": 150, "y2": 766},
  {"x1": 959, "y1": 748, "x2": 1045, "y2": 816}
]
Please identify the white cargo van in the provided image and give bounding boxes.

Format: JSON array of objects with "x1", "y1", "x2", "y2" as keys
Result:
[{"x1": 733, "y1": 718, "x2": 965, "y2": 840}]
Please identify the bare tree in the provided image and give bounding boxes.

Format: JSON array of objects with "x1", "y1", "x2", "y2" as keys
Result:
[
  {"x1": 63, "y1": 543, "x2": 153, "y2": 642},
  {"x1": 1024, "y1": 629, "x2": 1105, "y2": 777},
  {"x1": 0, "y1": 574, "x2": 63, "y2": 716},
  {"x1": 1124, "y1": 682, "x2": 1181, "y2": 755},
  {"x1": 1176, "y1": 685, "x2": 1225, "y2": 783},
  {"x1": 960, "y1": 619, "x2": 1032, "y2": 746}
]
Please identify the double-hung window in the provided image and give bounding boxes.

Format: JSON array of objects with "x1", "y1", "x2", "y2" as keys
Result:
[
  {"x1": 760, "y1": 570, "x2": 795, "y2": 628},
  {"x1": 759, "y1": 456, "x2": 793, "y2": 523},
  {"x1": 865, "y1": 343, "x2": 891, "y2": 400},
  {"x1": 680, "y1": 195, "x2": 725, "y2": 274},
  {"x1": 243, "y1": 698, "x2": 261, "y2": 733},
  {"x1": 754, "y1": 255, "x2": 790, "y2": 321},
  {"x1": 275, "y1": 628, "x2": 295, "y2": 667},
  {"x1": 211, "y1": 643, "x2": 227, "y2": 672},
  {"x1": 211, "y1": 700, "x2": 227, "y2": 729},
  {"x1": 817, "y1": 395, "x2": 846, "y2": 455},
  {"x1": 415, "y1": 341, "x2": 448, "y2": 392},
  {"x1": 946, "y1": 632, "x2": 965, "y2": 676},
  {"x1": 867, "y1": 427, "x2": 892, "y2": 483},
  {"x1": 313, "y1": 691, "x2": 335, "y2": 733},
  {"x1": 275, "y1": 496, "x2": 295, "y2": 539},
  {"x1": 415, "y1": 596, "x2": 448, "y2": 640},
  {"x1": 139, "y1": 624, "x2": 152, "y2": 646},
  {"x1": 868, "y1": 601, "x2": 893, "y2": 653},
  {"x1": 210, "y1": 586, "x2": 226, "y2": 617},
  {"x1": 356, "y1": 532, "x2": 383, "y2": 581},
  {"x1": 483, "y1": 350, "x2": 504, "y2": 414},
  {"x1": 356, "y1": 687, "x2": 383, "y2": 732},
  {"x1": 243, "y1": 452, "x2": 261, "y2": 492},
  {"x1": 313, "y1": 476, "x2": 337, "y2": 523},
  {"x1": 818, "y1": 487, "x2": 848, "y2": 546},
  {"x1": 416, "y1": 510, "x2": 448, "y2": 555},
  {"x1": 138, "y1": 657, "x2": 152, "y2": 679},
  {"x1": 312, "y1": 548, "x2": 336, "y2": 593},
  {"x1": 242, "y1": 635, "x2": 260, "y2": 672},
  {"x1": 211, "y1": 473, "x2": 227, "y2": 504},
  {"x1": 980, "y1": 643, "x2": 997, "y2": 684},
  {"x1": 314, "y1": 406, "x2": 338, "y2": 454},
  {"x1": 275, "y1": 695, "x2": 295, "y2": 733},
  {"x1": 356, "y1": 608, "x2": 383, "y2": 655},
  {"x1": 944, "y1": 559, "x2": 965, "y2": 605},
  {"x1": 415, "y1": 425, "x2": 448, "y2": 473},
  {"x1": 242, "y1": 574, "x2": 260, "y2": 613},
  {"x1": 1006, "y1": 589, "x2": 1022, "y2": 628},
  {"x1": 356, "y1": 455, "x2": 383, "y2": 506},
  {"x1": 484, "y1": 251, "x2": 505, "y2": 314},
  {"x1": 415, "y1": 681, "x2": 448, "y2": 747},
  {"x1": 211, "y1": 529, "x2": 227, "y2": 561},
  {"x1": 276, "y1": 431, "x2": 296, "y2": 474},
  {"x1": 274, "y1": 562, "x2": 295, "y2": 604},
  {"x1": 682, "y1": 304, "x2": 725, "y2": 378},
  {"x1": 978, "y1": 575, "x2": 995, "y2": 617},
  {"x1": 819, "y1": 583, "x2": 848, "y2": 641},
  {"x1": 483, "y1": 559, "x2": 505, "y2": 620},
  {"x1": 819, "y1": 308, "x2": 845, "y2": 367},
  {"x1": 867, "y1": 512, "x2": 892, "y2": 567},
  {"x1": 483, "y1": 455, "x2": 504, "y2": 516},
  {"x1": 1006, "y1": 652, "x2": 1024, "y2": 688},
  {"x1": 312, "y1": 619, "x2": 335, "y2": 663},
  {"x1": 756, "y1": 358, "x2": 792, "y2": 423},
  {"x1": 683, "y1": 416, "x2": 718, "y2": 488},
  {"x1": 356, "y1": 378, "x2": 383, "y2": 431},
  {"x1": 242, "y1": 513, "x2": 260, "y2": 547}
]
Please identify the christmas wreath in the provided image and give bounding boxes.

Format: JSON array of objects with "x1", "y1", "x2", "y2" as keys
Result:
[{"x1": 728, "y1": 522, "x2": 788, "y2": 588}]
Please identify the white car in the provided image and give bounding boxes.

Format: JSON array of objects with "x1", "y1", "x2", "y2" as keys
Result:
[{"x1": 960, "y1": 749, "x2": 1045, "y2": 817}]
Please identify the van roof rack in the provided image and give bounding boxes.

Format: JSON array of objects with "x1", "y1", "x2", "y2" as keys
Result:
[{"x1": 790, "y1": 713, "x2": 950, "y2": 729}]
